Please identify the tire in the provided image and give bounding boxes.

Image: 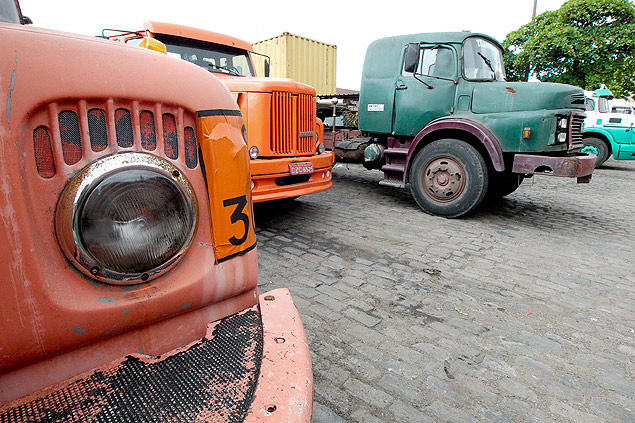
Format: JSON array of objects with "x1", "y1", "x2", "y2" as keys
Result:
[
  {"x1": 583, "y1": 137, "x2": 610, "y2": 167},
  {"x1": 409, "y1": 139, "x2": 488, "y2": 218},
  {"x1": 486, "y1": 172, "x2": 523, "y2": 199}
]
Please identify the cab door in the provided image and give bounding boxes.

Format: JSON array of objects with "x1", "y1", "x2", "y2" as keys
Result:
[
  {"x1": 607, "y1": 115, "x2": 635, "y2": 159},
  {"x1": 393, "y1": 44, "x2": 458, "y2": 137}
]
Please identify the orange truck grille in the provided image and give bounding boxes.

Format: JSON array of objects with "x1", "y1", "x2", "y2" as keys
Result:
[{"x1": 270, "y1": 92, "x2": 316, "y2": 156}]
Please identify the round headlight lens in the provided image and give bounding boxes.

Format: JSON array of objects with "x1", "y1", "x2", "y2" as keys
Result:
[
  {"x1": 317, "y1": 143, "x2": 326, "y2": 154},
  {"x1": 249, "y1": 146, "x2": 259, "y2": 159},
  {"x1": 56, "y1": 153, "x2": 197, "y2": 285},
  {"x1": 79, "y1": 169, "x2": 192, "y2": 273}
]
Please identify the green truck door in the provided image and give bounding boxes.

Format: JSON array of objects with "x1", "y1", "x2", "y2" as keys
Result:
[
  {"x1": 607, "y1": 117, "x2": 635, "y2": 159},
  {"x1": 393, "y1": 45, "x2": 457, "y2": 137}
]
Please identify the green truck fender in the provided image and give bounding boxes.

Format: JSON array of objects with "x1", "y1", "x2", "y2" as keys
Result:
[{"x1": 404, "y1": 118, "x2": 505, "y2": 182}]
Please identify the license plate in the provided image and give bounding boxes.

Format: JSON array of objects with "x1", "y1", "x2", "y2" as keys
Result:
[{"x1": 289, "y1": 161, "x2": 314, "y2": 175}]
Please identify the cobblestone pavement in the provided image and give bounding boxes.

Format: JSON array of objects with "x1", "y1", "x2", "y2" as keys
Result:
[{"x1": 254, "y1": 159, "x2": 635, "y2": 423}]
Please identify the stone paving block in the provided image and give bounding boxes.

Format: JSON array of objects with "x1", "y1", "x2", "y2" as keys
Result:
[
  {"x1": 388, "y1": 400, "x2": 435, "y2": 423},
  {"x1": 426, "y1": 399, "x2": 479, "y2": 423},
  {"x1": 312, "y1": 402, "x2": 347, "y2": 423},
  {"x1": 344, "y1": 307, "x2": 381, "y2": 327},
  {"x1": 344, "y1": 378, "x2": 393, "y2": 409}
]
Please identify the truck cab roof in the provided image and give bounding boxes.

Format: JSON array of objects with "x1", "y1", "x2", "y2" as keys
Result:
[{"x1": 144, "y1": 20, "x2": 253, "y2": 52}]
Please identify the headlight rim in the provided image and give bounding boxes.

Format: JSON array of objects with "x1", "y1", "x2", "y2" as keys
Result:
[{"x1": 55, "y1": 152, "x2": 198, "y2": 285}]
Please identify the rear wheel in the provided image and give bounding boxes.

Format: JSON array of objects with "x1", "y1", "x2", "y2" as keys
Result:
[
  {"x1": 409, "y1": 139, "x2": 488, "y2": 218},
  {"x1": 582, "y1": 137, "x2": 610, "y2": 167}
]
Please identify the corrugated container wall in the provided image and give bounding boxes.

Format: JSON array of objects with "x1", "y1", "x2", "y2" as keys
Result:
[{"x1": 253, "y1": 33, "x2": 336, "y2": 96}]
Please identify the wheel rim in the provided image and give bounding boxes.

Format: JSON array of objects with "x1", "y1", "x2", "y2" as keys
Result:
[{"x1": 422, "y1": 157, "x2": 466, "y2": 202}]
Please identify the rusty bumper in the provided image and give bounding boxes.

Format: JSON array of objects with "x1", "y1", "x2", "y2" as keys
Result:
[
  {"x1": 1, "y1": 288, "x2": 312, "y2": 423},
  {"x1": 245, "y1": 288, "x2": 313, "y2": 422},
  {"x1": 512, "y1": 153, "x2": 597, "y2": 182}
]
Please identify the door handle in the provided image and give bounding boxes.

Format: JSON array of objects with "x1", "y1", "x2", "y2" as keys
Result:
[{"x1": 396, "y1": 82, "x2": 408, "y2": 90}]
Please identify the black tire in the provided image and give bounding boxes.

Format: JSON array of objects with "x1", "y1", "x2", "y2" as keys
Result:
[
  {"x1": 583, "y1": 137, "x2": 610, "y2": 167},
  {"x1": 486, "y1": 172, "x2": 523, "y2": 199},
  {"x1": 409, "y1": 139, "x2": 488, "y2": 218}
]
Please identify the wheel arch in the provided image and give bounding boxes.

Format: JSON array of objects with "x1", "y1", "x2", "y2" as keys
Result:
[{"x1": 404, "y1": 119, "x2": 504, "y2": 183}]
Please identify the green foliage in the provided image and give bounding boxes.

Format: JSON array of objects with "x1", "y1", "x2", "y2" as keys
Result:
[{"x1": 503, "y1": 0, "x2": 635, "y2": 98}]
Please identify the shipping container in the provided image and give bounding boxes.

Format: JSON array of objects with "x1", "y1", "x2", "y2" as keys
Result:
[{"x1": 253, "y1": 32, "x2": 337, "y2": 96}]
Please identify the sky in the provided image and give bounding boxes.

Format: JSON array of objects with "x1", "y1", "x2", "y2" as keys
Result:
[{"x1": 18, "y1": 0, "x2": 569, "y2": 90}]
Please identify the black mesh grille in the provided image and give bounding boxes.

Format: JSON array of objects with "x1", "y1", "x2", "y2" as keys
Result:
[
  {"x1": 88, "y1": 109, "x2": 108, "y2": 152},
  {"x1": 140, "y1": 111, "x2": 157, "y2": 151},
  {"x1": 163, "y1": 113, "x2": 178, "y2": 159},
  {"x1": 58, "y1": 111, "x2": 82, "y2": 165},
  {"x1": 184, "y1": 127, "x2": 198, "y2": 169},
  {"x1": 33, "y1": 126, "x2": 55, "y2": 178},
  {"x1": 115, "y1": 109, "x2": 134, "y2": 148},
  {"x1": 1, "y1": 308, "x2": 263, "y2": 423}
]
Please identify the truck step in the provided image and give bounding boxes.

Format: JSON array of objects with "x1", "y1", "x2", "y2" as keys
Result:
[
  {"x1": 379, "y1": 179, "x2": 405, "y2": 188},
  {"x1": 381, "y1": 164, "x2": 406, "y2": 173},
  {"x1": 384, "y1": 148, "x2": 409, "y2": 156}
]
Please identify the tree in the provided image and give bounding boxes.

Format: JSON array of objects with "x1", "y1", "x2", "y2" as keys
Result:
[{"x1": 503, "y1": 0, "x2": 635, "y2": 98}]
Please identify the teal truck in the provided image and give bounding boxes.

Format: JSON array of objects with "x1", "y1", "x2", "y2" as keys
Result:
[
  {"x1": 582, "y1": 86, "x2": 635, "y2": 167},
  {"x1": 335, "y1": 33, "x2": 595, "y2": 217}
]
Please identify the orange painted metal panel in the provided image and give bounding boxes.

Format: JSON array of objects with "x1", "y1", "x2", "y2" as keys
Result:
[
  {"x1": 198, "y1": 112, "x2": 257, "y2": 262},
  {"x1": 245, "y1": 289, "x2": 313, "y2": 423}
]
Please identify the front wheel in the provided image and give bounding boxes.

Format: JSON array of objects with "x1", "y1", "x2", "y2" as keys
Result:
[
  {"x1": 582, "y1": 137, "x2": 610, "y2": 167},
  {"x1": 409, "y1": 139, "x2": 488, "y2": 218}
]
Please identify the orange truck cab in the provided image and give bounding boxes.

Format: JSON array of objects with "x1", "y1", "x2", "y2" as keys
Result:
[
  {"x1": 0, "y1": 1, "x2": 312, "y2": 421},
  {"x1": 109, "y1": 21, "x2": 335, "y2": 203}
]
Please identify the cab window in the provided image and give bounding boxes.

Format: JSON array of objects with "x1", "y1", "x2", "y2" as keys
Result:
[
  {"x1": 403, "y1": 46, "x2": 456, "y2": 79},
  {"x1": 598, "y1": 98, "x2": 609, "y2": 113}
]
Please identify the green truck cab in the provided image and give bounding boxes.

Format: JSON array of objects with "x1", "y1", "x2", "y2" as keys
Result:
[
  {"x1": 582, "y1": 86, "x2": 635, "y2": 167},
  {"x1": 340, "y1": 32, "x2": 595, "y2": 217}
]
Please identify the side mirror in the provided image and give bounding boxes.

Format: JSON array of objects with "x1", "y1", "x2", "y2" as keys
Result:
[
  {"x1": 264, "y1": 58, "x2": 270, "y2": 77},
  {"x1": 404, "y1": 43, "x2": 420, "y2": 73}
]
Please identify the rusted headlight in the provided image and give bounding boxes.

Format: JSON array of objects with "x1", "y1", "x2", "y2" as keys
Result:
[{"x1": 55, "y1": 153, "x2": 197, "y2": 285}]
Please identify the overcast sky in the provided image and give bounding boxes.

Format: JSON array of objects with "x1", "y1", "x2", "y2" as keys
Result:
[{"x1": 19, "y1": 0, "x2": 568, "y2": 90}]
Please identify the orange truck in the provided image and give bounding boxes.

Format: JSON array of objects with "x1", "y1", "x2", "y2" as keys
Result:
[
  {"x1": 108, "y1": 21, "x2": 335, "y2": 203},
  {"x1": 0, "y1": 1, "x2": 312, "y2": 421}
]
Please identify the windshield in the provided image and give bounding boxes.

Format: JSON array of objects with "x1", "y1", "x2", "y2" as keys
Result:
[
  {"x1": 598, "y1": 97, "x2": 609, "y2": 113},
  {"x1": 154, "y1": 34, "x2": 255, "y2": 77},
  {"x1": 463, "y1": 37, "x2": 506, "y2": 81},
  {"x1": 0, "y1": 0, "x2": 21, "y2": 23}
]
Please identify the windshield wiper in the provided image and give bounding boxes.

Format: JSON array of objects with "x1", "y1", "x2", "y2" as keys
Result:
[
  {"x1": 208, "y1": 63, "x2": 240, "y2": 76},
  {"x1": 478, "y1": 52, "x2": 496, "y2": 77}
]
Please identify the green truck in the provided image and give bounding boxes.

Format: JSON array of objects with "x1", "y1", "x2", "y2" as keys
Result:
[
  {"x1": 335, "y1": 32, "x2": 595, "y2": 217},
  {"x1": 582, "y1": 86, "x2": 635, "y2": 167}
]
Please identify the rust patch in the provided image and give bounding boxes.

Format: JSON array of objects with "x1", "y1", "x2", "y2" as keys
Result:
[
  {"x1": 506, "y1": 87, "x2": 516, "y2": 94},
  {"x1": 1, "y1": 307, "x2": 263, "y2": 422}
]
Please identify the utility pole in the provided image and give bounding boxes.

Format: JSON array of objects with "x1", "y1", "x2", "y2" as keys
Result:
[{"x1": 524, "y1": 0, "x2": 538, "y2": 81}]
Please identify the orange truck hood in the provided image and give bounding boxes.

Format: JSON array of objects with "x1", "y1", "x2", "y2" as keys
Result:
[{"x1": 219, "y1": 75, "x2": 316, "y2": 95}]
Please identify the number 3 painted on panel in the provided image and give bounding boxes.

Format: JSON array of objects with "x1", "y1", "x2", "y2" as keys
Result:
[{"x1": 223, "y1": 195, "x2": 249, "y2": 246}]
